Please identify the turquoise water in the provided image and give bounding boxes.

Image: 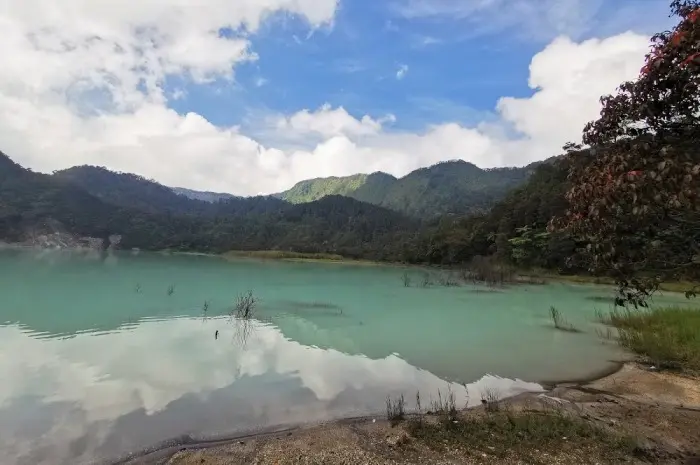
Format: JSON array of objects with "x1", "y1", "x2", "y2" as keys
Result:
[{"x1": 0, "y1": 249, "x2": 694, "y2": 465}]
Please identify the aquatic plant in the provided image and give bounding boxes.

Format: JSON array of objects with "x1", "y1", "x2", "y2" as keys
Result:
[
  {"x1": 460, "y1": 255, "x2": 517, "y2": 287},
  {"x1": 233, "y1": 290, "x2": 257, "y2": 319},
  {"x1": 230, "y1": 291, "x2": 259, "y2": 347},
  {"x1": 549, "y1": 306, "x2": 580, "y2": 333},
  {"x1": 437, "y1": 272, "x2": 460, "y2": 287},
  {"x1": 401, "y1": 271, "x2": 412, "y2": 287},
  {"x1": 166, "y1": 284, "x2": 175, "y2": 296}
]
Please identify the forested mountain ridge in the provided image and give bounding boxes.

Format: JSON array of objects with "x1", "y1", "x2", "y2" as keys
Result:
[
  {"x1": 0, "y1": 152, "x2": 418, "y2": 259},
  {"x1": 52, "y1": 165, "x2": 289, "y2": 217},
  {"x1": 412, "y1": 156, "x2": 576, "y2": 268},
  {"x1": 277, "y1": 172, "x2": 397, "y2": 204},
  {"x1": 277, "y1": 160, "x2": 540, "y2": 218},
  {"x1": 170, "y1": 187, "x2": 237, "y2": 203}
]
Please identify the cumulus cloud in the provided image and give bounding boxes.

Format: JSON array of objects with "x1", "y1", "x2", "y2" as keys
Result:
[
  {"x1": 0, "y1": 0, "x2": 649, "y2": 195},
  {"x1": 396, "y1": 64, "x2": 409, "y2": 80},
  {"x1": 273, "y1": 103, "x2": 394, "y2": 139}
]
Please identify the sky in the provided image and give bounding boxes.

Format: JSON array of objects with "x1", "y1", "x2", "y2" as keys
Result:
[{"x1": 0, "y1": 0, "x2": 677, "y2": 195}]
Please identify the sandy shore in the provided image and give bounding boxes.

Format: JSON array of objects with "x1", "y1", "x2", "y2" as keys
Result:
[{"x1": 116, "y1": 363, "x2": 700, "y2": 465}]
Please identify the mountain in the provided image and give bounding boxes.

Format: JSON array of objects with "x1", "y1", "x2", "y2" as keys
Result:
[
  {"x1": 52, "y1": 165, "x2": 287, "y2": 217},
  {"x1": 412, "y1": 156, "x2": 577, "y2": 267},
  {"x1": 277, "y1": 160, "x2": 538, "y2": 218},
  {"x1": 171, "y1": 187, "x2": 236, "y2": 203},
  {"x1": 278, "y1": 172, "x2": 396, "y2": 204},
  {"x1": 1, "y1": 153, "x2": 417, "y2": 260},
  {"x1": 53, "y1": 166, "x2": 207, "y2": 215}
]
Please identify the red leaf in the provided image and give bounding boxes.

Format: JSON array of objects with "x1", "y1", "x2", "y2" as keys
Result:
[
  {"x1": 671, "y1": 31, "x2": 685, "y2": 46},
  {"x1": 681, "y1": 52, "x2": 700, "y2": 67}
]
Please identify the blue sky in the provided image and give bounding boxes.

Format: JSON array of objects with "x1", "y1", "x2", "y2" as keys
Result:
[{"x1": 168, "y1": 0, "x2": 672, "y2": 132}]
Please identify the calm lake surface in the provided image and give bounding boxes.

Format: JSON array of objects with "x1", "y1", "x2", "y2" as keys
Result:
[{"x1": 0, "y1": 249, "x2": 694, "y2": 464}]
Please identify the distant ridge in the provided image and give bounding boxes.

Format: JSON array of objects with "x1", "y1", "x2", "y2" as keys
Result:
[
  {"x1": 171, "y1": 187, "x2": 237, "y2": 203},
  {"x1": 278, "y1": 160, "x2": 541, "y2": 218}
]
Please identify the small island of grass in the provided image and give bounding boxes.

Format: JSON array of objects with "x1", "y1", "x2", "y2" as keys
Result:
[{"x1": 222, "y1": 250, "x2": 383, "y2": 265}]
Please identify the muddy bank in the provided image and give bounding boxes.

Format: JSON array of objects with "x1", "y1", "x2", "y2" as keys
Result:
[{"x1": 115, "y1": 363, "x2": 700, "y2": 465}]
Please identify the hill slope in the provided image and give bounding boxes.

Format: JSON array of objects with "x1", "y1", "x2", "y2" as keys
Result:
[
  {"x1": 52, "y1": 165, "x2": 288, "y2": 217},
  {"x1": 278, "y1": 172, "x2": 397, "y2": 204},
  {"x1": 412, "y1": 156, "x2": 576, "y2": 266},
  {"x1": 170, "y1": 187, "x2": 236, "y2": 203},
  {"x1": 1, "y1": 153, "x2": 417, "y2": 259},
  {"x1": 277, "y1": 160, "x2": 537, "y2": 218}
]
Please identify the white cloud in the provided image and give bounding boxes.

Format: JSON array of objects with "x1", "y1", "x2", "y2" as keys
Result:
[
  {"x1": 274, "y1": 104, "x2": 395, "y2": 138},
  {"x1": 396, "y1": 64, "x2": 409, "y2": 80},
  {"x1": 0, "y1": 0, "x2": 650, "y2": 196}
]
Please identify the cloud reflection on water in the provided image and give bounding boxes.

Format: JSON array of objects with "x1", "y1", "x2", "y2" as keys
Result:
[{"x1": 0, "y1": 317, "x2": 542, "y2": 465}]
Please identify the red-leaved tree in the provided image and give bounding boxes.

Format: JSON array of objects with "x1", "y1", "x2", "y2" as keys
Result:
[{"x1": 555, "y1": 0, "x2": 700, "y2": 306}]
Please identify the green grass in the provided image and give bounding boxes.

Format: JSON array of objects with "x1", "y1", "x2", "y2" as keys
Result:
[
  {"x1": 406, "y1": 410, "x2": 636, "y2": 462},
  {"x1": 601, "y1": 306, "x2": 700, "y2": 372}
]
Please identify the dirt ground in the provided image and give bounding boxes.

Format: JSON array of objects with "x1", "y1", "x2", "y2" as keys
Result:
[{"x1": 121, "y1": 364, "x2": 700, "y2": 465}]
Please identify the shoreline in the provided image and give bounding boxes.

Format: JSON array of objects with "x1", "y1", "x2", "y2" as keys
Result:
[
  {"x1": 220, "y1": 250, "x2": 388, "y2": 266},
  {"x1": 116, "y1": 361, "x2": 640, "y2": 465},
  {"x1": 3, "y1": 245, "x2": 697, "y2": 293},
  {"x1": 122, "y1": 361, "x2": 700, "y2": 464}
]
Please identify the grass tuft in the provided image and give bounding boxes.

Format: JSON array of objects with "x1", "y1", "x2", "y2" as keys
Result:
[
  {"x1": 386, "y1": 394, "x2": 405, "y2": 426},
  {"x1": 600, "y1": 306, "x2": 700, "y2": 372},
  {"x1": 429, "y1": 387, "x2": 458, "y2": 422},
  {"x1": 480, "y1": 387, "x2": 501, "y2": 413}
]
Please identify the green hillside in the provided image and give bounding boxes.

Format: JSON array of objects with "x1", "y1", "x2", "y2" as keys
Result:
[
  {"x1": 411, "y1": 156, "x2": 574, "y2": 266},
  {"x1": 277, "y1": 160, "x2": 537, "y2": 218},
  {"x1": 278, "y1": 172, "x2": 396, "y2": 204},
  {"x1": 171, "y1": 187, "x2": 236, "y2": 203},
  {"x1": 0, "y1": 152, "x2": 418, "y2": 260}
]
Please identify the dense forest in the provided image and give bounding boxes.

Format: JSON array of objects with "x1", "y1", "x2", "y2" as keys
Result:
[
  {"x1": 1, "y1": 153, "x2": 418, "y2": 260},
  {"x1": 411, "y1": 156, "x2": 575, "y2": 269},
  {"x1": 277, "y1": 160, "x2": 540, "y2": 218}
]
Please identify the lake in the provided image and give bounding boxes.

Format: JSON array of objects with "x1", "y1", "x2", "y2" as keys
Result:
[{"x1": 0, "y1": 249, "x2": 692, "y2": 464}]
